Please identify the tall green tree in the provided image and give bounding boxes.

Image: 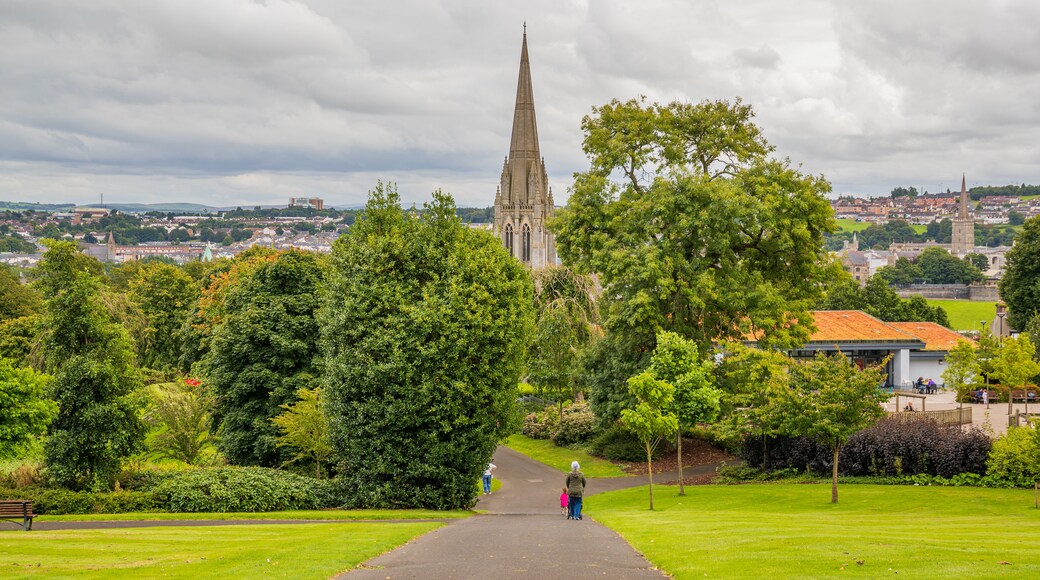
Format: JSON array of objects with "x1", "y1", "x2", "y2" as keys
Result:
[
  {"x1": 321, "y1": 183, "x2": 534, "y2": 509},
  {"x1": 200, "y1": 249, "x2": 325, "y2": 467},
  {"x1": 35, "y1": 241, "x2": 145, "y2": 490},
  {"x1": 527, "y1": 266, "x2": 600, "y2": 414},
  {"x1": 620, "y1": 371, "x2": 678, "y2": 510},
  {"x1": 1000, "y1": 216, "x2": 1040, "y2": 330},
  {"x1": 129, "y1": 262, "x2": 198, "y2": 370},
  {"x1": 646, "y1": 332, "x2": 721, "y2": 495},
  {"x1": 991, "y1": 335, "x2": 1040, "y2": 416},
  {"x1": 875, "y1": 257, "x2": 924, "y2": 286},
  {"x1": 0, "y1": 358, "x2": 56, "y2": 459},
  {"x1": 770, "y1": 351, "x2": 888, "y2": 503},
  {"x1": 942, "y1": 340, "x2": 983, "y2": 407},
  {"x1": 552, "y1": 97, "x2": 838, "y2": 414}
]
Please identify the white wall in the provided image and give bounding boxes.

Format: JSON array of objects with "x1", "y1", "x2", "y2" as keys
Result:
[{"x1": 909, "y1": 359, "x2": 945, "y2": 386}]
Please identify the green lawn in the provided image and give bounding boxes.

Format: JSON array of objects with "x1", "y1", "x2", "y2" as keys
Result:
[
  {"x1": 502, "y1": 434, "x2": 628, "y2": 477},
  {"x1": 39, "y1": 508, "x2": 471, "y2": 522},
  {"x1": 836, "y1": 219, "x2": 927, "y2": 234},
  {"x1": 0, "y1": 522, "x2": 439, "y2": 578},
  {"x1": 592, "y1": 483, "x2": 1040, "y2": 578},
  {"x1": 927, "y1": 299, "x2": 997, "y2": 331}
]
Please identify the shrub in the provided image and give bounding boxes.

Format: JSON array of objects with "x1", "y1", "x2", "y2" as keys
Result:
[
  {"x1": 741, "y1": 416, "x2": 991, "y2": 478},
  {"x1": 153, "y1": 466, "x2": 335, "y2": 512},
  {"x1": 551, "y1": 403, "x2": 596, "y2": 445},
  {"x1": 0, "y1": 487, "x2": 163, "y2": 514},
  {"x1": 521, "y1": 402, "x2": 596, "y2": 445},
  {"x1": 986, "y1": 427, "x2": 1040, "y2": 487},
  {"x1": 589, "y1": 426, "x2": 663, "y2": 462},
  {"x1": 521, "y1": 410, "x2": 558, "y2": 440}
]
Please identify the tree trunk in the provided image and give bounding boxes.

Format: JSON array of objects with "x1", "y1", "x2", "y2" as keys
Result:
[
  {"x1": 831, "y1": 444, "x2": 840, "y2": 504},
  {"x1": 647, "y1": 445, "x2": 655, "y2": 510},
  {"x1": 677, "y1": 431, "x2": 685, "y2": 496}
]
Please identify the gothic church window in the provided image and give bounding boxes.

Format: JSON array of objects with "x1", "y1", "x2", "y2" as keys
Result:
[
  {"x1": 521, "y1": 223, "x2": 531, "y2": 262},
  {"x1": 505, "y1": 224, "x2": 514, "y2": 256}
]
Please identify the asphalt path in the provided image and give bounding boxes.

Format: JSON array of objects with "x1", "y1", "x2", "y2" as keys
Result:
[{"x1": 341, "y1": 445, "x2": 669, "y2": 579}]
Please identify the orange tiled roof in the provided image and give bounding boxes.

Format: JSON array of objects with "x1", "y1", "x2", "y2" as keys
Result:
[
  {"x1": 888, "y1": 322, "x2": 974, "y2": 351},
  {"x1": 808, "y1": 311, "x2": 919, "y2": 343}
]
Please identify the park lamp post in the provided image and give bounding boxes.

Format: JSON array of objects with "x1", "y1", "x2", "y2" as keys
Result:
[
  {"x1": 980, "y1": 320, "x2": 990, "y2": 409},
  {"x1": 997, "y1": 311, "x2": 1006, "y2": 340}
]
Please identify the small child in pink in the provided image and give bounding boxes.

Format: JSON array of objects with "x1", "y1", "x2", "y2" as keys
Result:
[{"x1": 560, "y1": 487, "x2": 569, "y2": 516}]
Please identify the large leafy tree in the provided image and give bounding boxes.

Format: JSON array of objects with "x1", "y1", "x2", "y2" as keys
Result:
[
  {"x1": 0, "y1": 358, "x2": 56, "y2": 459},
  {"x1": 916, "y1": 247, "x2": 984, "y2": 284},
  {"x1": 1000, "y1": 216, "x2": 1040, "y2": 330},
  {"x1": 200, "y1": 249, "x2": 325, "y2": 467},
  {"x1": 321, "y1": 183, "x2": 534, "y2": 509},
  {"x1": 527, "y1": 266, "x2": 600, "y2": 414},
  {"x1": 770, "y1": 351, "x2": 888, "y2": 503},
  {"x1": 129, "y1": 263, "x2": 198, "y2": 370},
  {"x1": 552, "y1": 97, "x2": 838, "y2": 358},
  {"x1": 35, "y1": 241, "x2": 145, "y2": 490}
]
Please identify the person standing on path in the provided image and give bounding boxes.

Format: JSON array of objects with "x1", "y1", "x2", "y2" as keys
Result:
[
  {"x1": 482, "y1": 463, "x2": 496, "y2": 495},
  {"x1": 565, "y1": 461, "x2": 586, "y2": 520}
]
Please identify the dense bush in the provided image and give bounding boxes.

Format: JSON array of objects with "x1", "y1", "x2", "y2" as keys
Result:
[
  {"x1": 986, "y1": 427, "x2": 1040, "y2": 487},
  {"x1": 520, "y1": 402, "x2": 596, "y2": 445},
  {"x1": 0, "y1": 488, "x2": 163, "y2": 514},
  {"x1": 589, "y1": 426, "x2": 663, "y2": 462},
  {"x1": 741, "y1": 417, "x2": 992, "y2": 478},
  {"x1": 521, "y1": 408, "x2": 559, "y2": 440},
  {"x1": 153, "y1": 467, "x2": 336, "y2": 512},
  {"x1": 551, "y1": 403, "x2": 596, "y2": 445}
]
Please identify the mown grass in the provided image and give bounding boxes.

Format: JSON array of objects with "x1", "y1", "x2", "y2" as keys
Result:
[
  {"x1": 592, "y1": 483, "x2": 1040, "y2": 579},
  {"x1": 502, "y1": 434, "x2": 628, "y2": 477},
  {"x1": 926, "y1": 299, "x2": 997, "y2": 331},
  {"x1": 38, "y1": 508, "x2": 471, "y2": 522},
  {"x1": 0, "y1": 522, "x2": 439, "y2": 578},
  {"x1": 835, "y1": 219, "x2": 927, "y2": 234}
]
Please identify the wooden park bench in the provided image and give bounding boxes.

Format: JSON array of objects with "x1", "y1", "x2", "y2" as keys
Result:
[
  {"x1": 0, "y1": 500, "x2": 35, "y2": 531},
  {"x1": 967, "y1": 390, "x2": 1002, "y2": 404},
  {"x1": 1011, "y1": 389, "x2": 1038, "y2": 404}
]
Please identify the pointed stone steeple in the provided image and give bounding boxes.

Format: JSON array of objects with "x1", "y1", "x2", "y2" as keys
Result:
[
  {"x1": 959, "y1": 173, "x2": 968, "y2": 219},
  {"x1": 951, "y1": 173, "x2": 975, "y2": 255},
  {"x1": 493, "y1": 26, "x2": 556, "y2": 268}
]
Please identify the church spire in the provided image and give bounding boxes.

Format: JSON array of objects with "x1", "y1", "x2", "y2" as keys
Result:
[
  {"x1": 508, "y1": 25, "x2": 540, "y2": 172},
  {"x1": 959, "y1": 173, "x2": 968, "y2": 219}
]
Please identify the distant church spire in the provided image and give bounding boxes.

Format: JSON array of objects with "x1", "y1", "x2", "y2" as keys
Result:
[
  {"x1": 493, "y1": 26, "x2": 556, "y2": 268},
  {"x1": 959, "y1": 173, "x2": 968, "y2": 219},
  {"x1": 951, "y1": 172, "x2": 974, "y2": 255}
]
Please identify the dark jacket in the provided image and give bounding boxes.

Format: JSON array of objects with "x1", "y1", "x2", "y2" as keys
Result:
[{"x1": 566, "y1": 471, "x2": 586, "y2": 497}]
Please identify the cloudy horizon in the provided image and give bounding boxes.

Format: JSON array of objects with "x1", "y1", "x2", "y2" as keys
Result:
[{"x1": 2, "y1": 0, "x2": 1038, "y2": 208}]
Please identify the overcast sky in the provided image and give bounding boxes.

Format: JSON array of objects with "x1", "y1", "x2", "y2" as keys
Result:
[{"x1": 1, "y1": 0, "x2": 1038, "y2": 208}]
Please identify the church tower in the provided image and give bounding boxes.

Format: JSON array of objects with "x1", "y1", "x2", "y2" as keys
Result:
[
  {"x1": 951, "y1": 174, "x2": 975, "y2": 255},
  {"x1": 493, "y1": 27, "x2": 556, "y2": 268}
]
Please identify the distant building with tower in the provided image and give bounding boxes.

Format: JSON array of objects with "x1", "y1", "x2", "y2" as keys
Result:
[
  {"x1": 492, "y1": 27, "x2": 556, "y2": 269},
  {"x1": 290, "y1": 197, "x2": 324, "y2": 210}
]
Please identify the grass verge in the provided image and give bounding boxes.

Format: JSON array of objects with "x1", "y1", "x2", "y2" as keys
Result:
[
  {"x1": 592, "y1": 483, "x2": 1040, "y2": 578},
  {"x1": 0, "y1": 522, "x2": 439, "y2": 578},
  {"x1": 38, "y1": 509, "x2": 471, "y2": 522},
  {"x1": 926, "y1": 299, "x2": 996, "y2": 331},
  {"x1": 503, "y1": 434, "x2": 627, "y2": 478}
]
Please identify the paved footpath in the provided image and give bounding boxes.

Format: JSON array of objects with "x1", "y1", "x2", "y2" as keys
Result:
[{"x1": 341, "y1": 445, "x2": 672, "y2": 579}]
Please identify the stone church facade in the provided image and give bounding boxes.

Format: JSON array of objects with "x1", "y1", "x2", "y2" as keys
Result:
[{"x1": 492, "y1": 29, "x2": 556, "y2": 269}]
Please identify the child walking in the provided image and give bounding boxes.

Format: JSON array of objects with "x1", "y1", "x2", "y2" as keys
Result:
[{"x1": 560, "y1": 487, "x2": 569, "y2": 516}]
